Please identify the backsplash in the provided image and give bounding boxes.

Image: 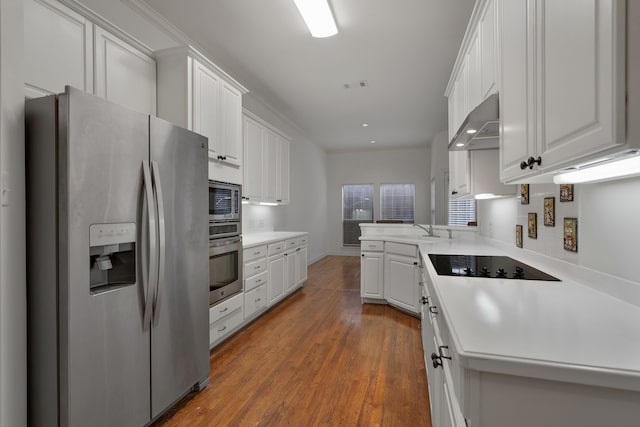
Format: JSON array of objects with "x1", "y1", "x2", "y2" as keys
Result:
[{"x1": 477, "y1": 176, "x2": 640, "y2": 284}]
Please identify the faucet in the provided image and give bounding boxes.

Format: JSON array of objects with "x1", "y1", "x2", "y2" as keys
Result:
[{"x1": 413, "y1": 223, "x2": 438, "y2": 237}]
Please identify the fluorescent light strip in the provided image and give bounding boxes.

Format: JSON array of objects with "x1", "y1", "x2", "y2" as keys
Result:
[
  {"x1": 293, "y1": 0, "x2": 338, "y2": 38},
  {"x1": 259, "y1": 202, "x2": 279, "y2": 206},
  {"x1": 553, "y1": 154, "x2": 640, "y2": 184}
]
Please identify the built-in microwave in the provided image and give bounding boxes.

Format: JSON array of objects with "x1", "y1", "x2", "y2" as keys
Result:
[{"x1": 209, "y1": 181, "x2": 241, "y2": 222}]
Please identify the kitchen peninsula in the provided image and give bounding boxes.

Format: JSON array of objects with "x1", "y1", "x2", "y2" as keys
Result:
[{"x1": 360, "y1": 224, "x2": 640, "y2": 427}]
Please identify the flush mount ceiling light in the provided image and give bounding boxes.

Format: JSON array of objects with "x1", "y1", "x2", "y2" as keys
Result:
[
  {"x1": 361, "y1": 123, "x2": 369, "y2": 127},
  {"x1": 293, "y1": 0, "x2": 338, "y2": 38},
  {"x1": 370, "y1": 140, "x2": 376, "y2": 144},
  {"x1": 553, "y1": 151, "x2": 640, "y2": 184}
]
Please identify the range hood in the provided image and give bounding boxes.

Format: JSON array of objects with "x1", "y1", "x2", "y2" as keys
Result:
[{"x1": 448, "y1": 93, "x2": 499, "y2": 151}]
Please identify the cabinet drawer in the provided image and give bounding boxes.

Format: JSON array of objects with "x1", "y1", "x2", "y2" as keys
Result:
[
  {"x1": 285, "y1": 238, "x2": 299, "y2": 249},
  {"x1": 244, "y1": 244, "x2": 267, "y2": 262},
  {"x1": 244, "y1": 258, "x2": 267, "y2": 278},
  {"x1": 385, "y1": 242, "x2": 417, "y2": 258},
  {"x1": 298, "y1": 235, "x2": 308, "y2": 245},
  {"x1": 209, "y1": 307, "x2": 243, "y2": 345},
  {"x1": 245, "y1": 270, "x2": 267, "y2": 292},
  {"x1": 244, "y1": 284, "x2": 268, "y2": 319},
  {"x1": 361, "y1": 240, "x2": 383, "y2": 251},
  {"x1": 209, "y1": 292, "x2": 243, "y2": 324},
  {"x1": 267, "y1": 241, "x2": 285, "y2": 256}
]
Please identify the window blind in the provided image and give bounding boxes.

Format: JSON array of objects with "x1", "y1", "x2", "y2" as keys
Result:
[
  {"x1": 448, "y1": 199, "x2": 476, "y2": 226},
  {"x1": 380, "y1": 184, "x2": 415, "y2": 222},
  {"x1": 342, "y1": 184, "x2": 374, "y2": 245}
]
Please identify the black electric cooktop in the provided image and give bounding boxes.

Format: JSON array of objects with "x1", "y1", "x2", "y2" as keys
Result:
[{"x1": 428, "y1": 254, "x2": 561, "y2": 281}]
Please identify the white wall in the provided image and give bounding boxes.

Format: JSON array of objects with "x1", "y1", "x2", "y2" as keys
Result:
[
  {"x1": 430, "y1": 131, "x2": 449, "y2": 225},
  {"x1": 241, "y1": 93, "x2": 329, "y2": 264},
  {"x1": 326, "y1": 147, "x2": 431, "y2": 256},
  {"x1": 0, "y1": 0, "x2": 27, "y2": 425},
  {"x1": 478, "y1": 177, "x2": 640, "y2": 284}
]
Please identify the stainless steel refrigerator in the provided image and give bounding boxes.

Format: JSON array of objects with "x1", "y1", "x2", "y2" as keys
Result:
[{"x1": 26, "y1": 87, "x2": 209, "y2": 426}]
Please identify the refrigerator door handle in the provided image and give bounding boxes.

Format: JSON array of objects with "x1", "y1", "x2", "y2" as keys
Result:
[
  {"x1": 151, "y1": 160, "x2": 166, "y2": 325},
  {"x1": 142, "y1": 160, "x2": 158, "y2": 328}
]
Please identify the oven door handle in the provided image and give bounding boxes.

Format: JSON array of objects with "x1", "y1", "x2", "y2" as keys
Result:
[{"x1": 210, "y1": 236, "x2": 242, "y2": 247}]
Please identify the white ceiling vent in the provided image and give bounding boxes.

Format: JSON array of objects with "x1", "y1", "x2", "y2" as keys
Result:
[{"x1": 343, "y1": 80, "x2": 368, "y2": 89}]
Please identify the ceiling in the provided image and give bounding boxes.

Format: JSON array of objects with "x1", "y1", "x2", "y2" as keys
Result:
[{"x1": 143, "y1": 0, "x2": 475, "y2": 151}]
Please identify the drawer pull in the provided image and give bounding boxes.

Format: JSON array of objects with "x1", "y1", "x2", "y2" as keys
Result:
[
  {"x1": 254, "y1": 251, "x2": 261, "y2": 255},
  {"x1": 428, "y1": 306, "x2": 438, "y2": 314},
  {"x1": 256, "y1": 279, "x2": 262, "y2": 283},
  {"x1": 255, "y1": 298, "x2": 261, "y2": 302},
  {"x1": 219, "y1": 307, "x2": 228, "y2": 313},
  {"x1": 254, "y1": 266, "x2": 261, "y2": 270},
  {"x1": 218, "y1": 325, "x2": 227, "y2": 332}
]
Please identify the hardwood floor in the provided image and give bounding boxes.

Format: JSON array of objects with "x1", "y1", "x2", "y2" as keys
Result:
[{"x1": 153, "y1": 256, "x2": 432, "y2": 426}]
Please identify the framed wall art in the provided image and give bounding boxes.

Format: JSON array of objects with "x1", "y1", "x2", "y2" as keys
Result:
[
  {"x1": 528, "y1": 213, "x2": 537, "y2": 239},
  {"x1": 543, "y1": 197, "x2": 555, "y2": 226},
  {"x1": 560, "y1": 184, "x2": 574, "y2": 202},
  {"x1": 516, "y1": 225, "x2": 523, "y2": 248},
  {"x1": 520, "y1": 184, "x2": 529, "y2": 205},
  {"x1": 563, "y1": 217, "x2": 578, "y2": 252}
]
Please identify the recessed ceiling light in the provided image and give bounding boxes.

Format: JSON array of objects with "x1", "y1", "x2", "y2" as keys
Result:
[
  {"x1": 370, "y1": 140, "x2": 376, "y2": 144},
  {"x1": 361, "y1": 123, "x2": 369, "y2": 127},
  {"x1": 466, "y1": 129, "x2": 477, "y2": 134},
  {"x1": 293, "y1": 0, "x2": 338, "y2": 38}
]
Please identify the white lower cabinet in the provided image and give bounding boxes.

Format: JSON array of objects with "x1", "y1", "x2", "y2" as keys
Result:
[
  {"x1": 284, "y1": 250, "x2": 297, "y2": 293},
  {"x1": 361, "y1": 251, "x2": 384, "y2": 299},
  {"x1": 384, "y1": 243, "x2": 420, "y2": 314},
  {"x1": 268, "y1": 254, "x2": 286, "y2": 305},
  {"x1": 209, "y1": 293, "x2": 244, "y2": 347},
  {"x1": 295, "y1": 246, "x2": 307, "y2": 285},
  {"x1": 244, "y1": 284, "x2": 267, "y2": 320}
]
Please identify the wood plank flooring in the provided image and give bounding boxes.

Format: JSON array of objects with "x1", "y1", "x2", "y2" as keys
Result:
[{"x1": 153, "y1": 256, "x2": 432, "y2": 426}]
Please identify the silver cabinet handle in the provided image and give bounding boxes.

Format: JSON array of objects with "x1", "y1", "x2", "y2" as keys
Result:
[{"x1": 141, "y1": 161, "x2": 157, "y2": 329}]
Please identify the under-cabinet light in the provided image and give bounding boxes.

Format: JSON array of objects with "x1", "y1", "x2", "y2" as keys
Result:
[
  {"x1": 553, "y1": 152, "x2": 640, "y2": 184},
  {"x1": 466, "y1": 129, "x2": 477, "y2": 134},
  {"x1": 293, "y1": 0, "x2": 338, "y2": 38},
  {"x1": 474, "y1": 193, "x2": 503, "y2": 200},
  {"x1": 241, "y1": 200, "x2": 249, "y2": 205},
  {"x1": 455, "y1": 142, "x2": 465, "y2": 147},
  {"x1": 259, "y1": 202, "x2": 279, "y2": 206}
]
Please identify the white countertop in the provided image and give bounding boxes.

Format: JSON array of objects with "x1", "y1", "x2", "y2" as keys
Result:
[
  {"x1": 362, "y1": 234, "x2": 640, "y2": 392},
  {"x1": 243, "y1": 231, "x2": 308, "y2": 248}
]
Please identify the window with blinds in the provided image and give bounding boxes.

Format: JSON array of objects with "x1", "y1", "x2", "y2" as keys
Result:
[
  {"x1": 342, "y1": 184, "x2": 374, "y2": 246},
  {"x1": 448, "y1": 199, "x2": 476, "y2": 226},
  {"x1": 380, "y1": 184, "x2": 415, "y2": 222}
]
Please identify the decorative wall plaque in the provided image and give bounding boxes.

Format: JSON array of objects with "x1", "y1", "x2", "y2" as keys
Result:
[
  {"x1": 520, "y1": 184, "x2": 530, "y2": 205},
  {"x1": 563, "y1": 218, "x2": 578, "y2": 252},
  {"x1": 560, "y1": 184, "x2": 574, "y2": 202},
  {"x1": 528, "y1": 213, "x2": 537, "y2": 239},
  {"x1": 516, "y1": 225, "x2": 523, "y2": 248},
  {"x1": 544, "y1": 197, "x2": 555, "y2": 226}
]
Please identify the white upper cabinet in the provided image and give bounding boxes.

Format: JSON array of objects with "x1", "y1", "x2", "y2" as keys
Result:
[
  {"x1": 219, "y1": 81, "x2": 243, "y2": 167},
  {"x1": 446, "y1": 0, "x2": 498, "y2": 143},
  {"x1": 242, "y1": 111, "x2": 291, "y2": 205},
  {"x1": 157, "y1": 47, "x2": 248, "y2": 185},
  {"x1": 448, "y1": 150, "x2": 470, "y2": 198},
  {"x1": 24, "y1": 0, "x2": 93, "y2": 98},
  {"x1": 94, "y1": 26, "x2": 156, "y2": 115},
  {"x1": 24, "y1": 0, "x2": 156, "y2": 114},
  {"x1": 192, "y1": 58, "x2": 220, "y2": 155},
  {"x1": 499, "y1": 0, "x2": 633, "y2": 183}
]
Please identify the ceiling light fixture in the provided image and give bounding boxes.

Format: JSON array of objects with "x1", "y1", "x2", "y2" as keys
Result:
[
  {"x1": 553, "y1": 152, "x2": 640, "y2": 184},
  {"x1": 361, "y1": 123, "x2": 369, "y2": 127},
  {"x1": 370, "y1": 140, "x2": 376, "y2": 144},
  {"x1": 293, "y1": 0, "x2": 338, "y2": 38}
]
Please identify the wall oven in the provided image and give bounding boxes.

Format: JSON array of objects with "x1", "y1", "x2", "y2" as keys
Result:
[{"x1": 209, "y1": 181, "x2": 243, "y2": 306}]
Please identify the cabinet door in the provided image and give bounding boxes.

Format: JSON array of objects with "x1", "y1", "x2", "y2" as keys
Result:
[
  {"x1": 536, "y1": 0, "x2": 625, "y2": 169},
  {"x1": 448, "y1": 150, "x2": 470, "y2": 198},
  {"x1": 385, "y1": 254, "x2": 419, "y2": 313},
  {"x1": 263, "y1": 129, "x2": 279, "y2": 202},
  {"x1": 480, "y1": 0, "x2": 497, "y2": 100},
  {"x1": 284, "y1": 252, "x2": 297, "y2": 293},
  {"x1": 296, "y1": 246, "x2": 307, "y2": 284},
  {"x1": 277, "y1": 136, "x2": 290, "y2": 204},
  {"x1": 268, "y1": 255, "x2": 285, "y2": 304},
  {"x1": 220, "y1": 80, "x2": 242, "y2": 166},
  {"x1": 499, "y1": 0, "x2": 538, "y2": 181},
  {"x1": 94, "y1": 26, "x2": 156, "y2": 115},
  {"x1": 466, "y1": 33, "x2": 481, "y2": 112},
  {"x1": 193, "y1": 59, "x2": 220, "y2": 157},
  {"x1": 24, "y1": 0, "x2": 93, "y2": 98},
  {"x1": 243, "y1": 116, "x2": 263, "y2": 201},
  {"x1": 361, "y1": 252, "x2": 383, "y2": 299}
]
